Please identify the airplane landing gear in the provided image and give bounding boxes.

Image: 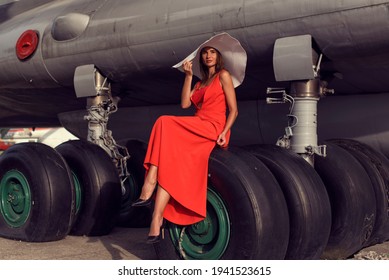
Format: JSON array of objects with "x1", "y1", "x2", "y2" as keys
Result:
[
  {"x1": 267, "y1": 35, "x2": 333, "y2": 166},
  {"x1": 266, "y1": 34, "x2": 386, "y2": 259},
  {"x1": 72, "y1": 65, "x2": 143, "y2": 232},
  {"x1": 74, "y1": 65, "x2": 130, "y2": 192}
]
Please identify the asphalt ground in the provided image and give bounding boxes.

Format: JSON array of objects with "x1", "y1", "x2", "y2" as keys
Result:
[
  {"x1": 0, "y1": 226, "x2": 388, "y2": 260},
  {"x1": 0, "y1": 227, "x2": 156, "y2": 260}
]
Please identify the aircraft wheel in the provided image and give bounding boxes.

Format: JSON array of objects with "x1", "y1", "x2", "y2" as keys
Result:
[
  {"x1": 56, "y1": 140, "x2": 121, "y2": 236},
  {"x1": 315, "y1": 142, "x2": 376, "y2": 259},
  {"x1": 329, "y1": 139, "x2": 389, "y2": 244},
  {"x1": 117, "y1": 140, "x2": 151, "y2": 228},
  {"x1": 0, "y1": 143, "x2": 74, "y2": 242},
  {"x1": 246, "y1": 144, "x2": 331, "y2": 259},
  {"x1": 154, "y1": 147, "x2": 289, "y2": 259}
]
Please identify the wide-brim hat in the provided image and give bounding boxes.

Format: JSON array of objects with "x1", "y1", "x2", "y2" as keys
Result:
[{"x1": 173, "y1": 32, "x2": 247, "y2": 88}]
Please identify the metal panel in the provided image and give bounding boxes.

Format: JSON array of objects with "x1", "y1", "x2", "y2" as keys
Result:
[
  {"x1": 73, "y1": 64, "x2": 97, "y2": 98},
  {"x1": 273, "y1": 35, "x2": 315, "y2": 81}
]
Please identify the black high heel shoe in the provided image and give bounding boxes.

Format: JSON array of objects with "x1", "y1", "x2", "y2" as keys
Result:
[
  {"x1": 131, "y1": 196, "x2": 153, "y2": 207},
  {"x1": 132, "y1": 184, "x2": 157, "y2": 207},
  {"x1": 146, "y1": 220, "x2": 165, "y2": 244}
]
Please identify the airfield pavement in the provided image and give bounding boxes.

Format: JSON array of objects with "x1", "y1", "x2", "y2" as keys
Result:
[
  {"x1": 0, "y1": 227, "x2": 156, "y2": 260},
  {"x1": 0, "y1": 226, "x2": 388, "y2": 260}
]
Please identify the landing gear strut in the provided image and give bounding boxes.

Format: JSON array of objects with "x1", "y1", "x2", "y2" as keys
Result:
[
  {"x1": 267, "y1": 35, "x2": 333, "y2": 165},
  {"x1": 74, "y1": 65, "x2": 130, "y2": 191},
  {"x1": 267, "y1": 35, "x2": 381, "y2": 260}
]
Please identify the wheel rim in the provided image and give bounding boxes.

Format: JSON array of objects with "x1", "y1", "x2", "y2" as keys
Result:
[
  {"x1": 120, "y1": 174, "x2": 138, "y2": 212},
  {"x1": 168, "y1": 188, "x2": 230, "y2": 259},
  {"x1": 0, "y1": 170, "x2": 32, "y2": 227},
  {"x1": 71, "y1": 171, "x2": 82, "y2": 215}
]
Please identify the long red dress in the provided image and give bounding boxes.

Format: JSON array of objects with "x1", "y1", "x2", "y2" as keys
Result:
[{"x1": 143, "y1": 73, "x2": 230, "y2": 225}]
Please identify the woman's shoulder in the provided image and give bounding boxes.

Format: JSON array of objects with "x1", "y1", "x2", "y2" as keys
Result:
[
  {"x1": 218, "y1": 69, "x2": 231, "y2": 80},
  {"x1": 218, "y1": 69, "x2": 233, "y2": 86}
]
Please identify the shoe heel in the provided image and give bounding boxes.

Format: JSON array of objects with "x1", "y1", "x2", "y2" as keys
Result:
[{"x1": 146, "y1": 220, "x2": 165, "y2": 244}]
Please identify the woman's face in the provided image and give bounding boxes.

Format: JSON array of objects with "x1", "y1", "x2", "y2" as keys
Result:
[{"x1": 201, "y1": 47, "x2": 218, "y2": 68}]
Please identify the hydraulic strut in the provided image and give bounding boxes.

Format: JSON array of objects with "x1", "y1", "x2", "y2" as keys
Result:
[
  {"x1": 74, "y1": 65, "x2": 130, "y2": 192},
  {"x1": 268, "y1": 35, "x2": 334, "y2": 166},
  {"x1": 267, "y1": 80, "x2": 332, "y2": 165}
]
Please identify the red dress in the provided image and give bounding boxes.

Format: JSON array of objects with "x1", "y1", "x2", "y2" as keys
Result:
[{"x1": 143, "y1": 73, "x2": 230, "y2": 225}]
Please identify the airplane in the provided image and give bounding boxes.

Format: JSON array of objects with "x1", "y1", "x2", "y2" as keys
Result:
[
  {"x1": 0, "y1": 0, "x2": 389, "y2": 260},
  {"x1": 0, "y1": 127, "x2": 78, "y2": 146}
]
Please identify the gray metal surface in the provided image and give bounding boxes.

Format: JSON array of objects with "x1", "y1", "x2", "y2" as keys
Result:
[
  {"x1": 273, "y1": 35, "x2": 316, "y2": 82},
  {"x1": 1, "y1": 0, "x2": 389, "y2": 128}
]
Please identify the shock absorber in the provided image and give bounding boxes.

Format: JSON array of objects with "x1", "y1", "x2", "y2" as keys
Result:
[
  {"x1": 267, "y1": 35, "x2": 334, "y2": 166},
  {"x1": 74, "y1": 64, "x2": 130, "y2": 193}
]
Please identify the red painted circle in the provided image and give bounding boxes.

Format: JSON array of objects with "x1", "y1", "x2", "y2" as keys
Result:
[{"x1": 16, "y1": 30, "x2": 39, "y2": 60}]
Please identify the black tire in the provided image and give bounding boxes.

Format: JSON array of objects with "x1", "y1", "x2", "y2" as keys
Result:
[
  {"x1": 0, "y1": 143, "x2": 74, "y2": 242},
  {"x1": 154, "y1": 147, "x2": 289, "y2": 260},
  {"x1": 116, "y1": 139, "x2": 151, "y2": 228},
  {"x1": 56, "y1": 140, "x2": 121, "y2": 236},
  {"x1": 246, "y1": 144, "x2": 332, "y2": 259},
  {"x1": 329, "y1": 139, "x2": 389, "y2": 245},
  {"x1": 315, "y1": 142, "x2": 376, "y2": 259}
]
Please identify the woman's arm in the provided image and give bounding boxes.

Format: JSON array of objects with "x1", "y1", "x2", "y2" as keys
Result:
[
  {"x1": 217, "y1": 70, "x2": 239, "y2": 146},
  {"x1": 181, "y1": 61, "x2": 195, "y2": 109}
]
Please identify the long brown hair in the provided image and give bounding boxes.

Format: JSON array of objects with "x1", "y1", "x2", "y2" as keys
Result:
[{"x1": 199, "y1": 47, "x2": 224, "y2": 84}]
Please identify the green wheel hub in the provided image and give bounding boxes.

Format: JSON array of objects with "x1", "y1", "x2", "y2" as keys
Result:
[
  {"x1": 71, "y1": 171, "x2": 82, "y2": 215},
  {"x1": 168, "y1": 188, "x2": 230, "y2": 259},
  {"x1": 121, "y1": 174, "x2": 138, "y2": 211},
  {"x1": 0, "y1": 170, "x2": 32, "y2": 228}
]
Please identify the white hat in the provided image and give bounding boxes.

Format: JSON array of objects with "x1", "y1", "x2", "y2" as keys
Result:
[{"x1": 173, "y1": 32, "x2": 247, "y2": 88}]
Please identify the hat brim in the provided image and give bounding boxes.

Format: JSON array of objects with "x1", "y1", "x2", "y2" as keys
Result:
[{"x1": 173, "y1": 32, "x2": 247, "y2": 88}]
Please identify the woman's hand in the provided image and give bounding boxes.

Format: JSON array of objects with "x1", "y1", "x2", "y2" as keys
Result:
[
  {"x1": 216, "y1": 132, "x2": 227, "y2": 147},
  {"x1": 182, "y1": 60, "x2": 193, "y2": 76}
]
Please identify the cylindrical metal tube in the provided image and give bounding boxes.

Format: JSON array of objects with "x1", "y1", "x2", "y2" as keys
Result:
[
  {"x1": 290, "y1": 97, "x2": 319, "y2": 155},
  {"x1": 290, "y1": 79, "x2": 321, "y2": 98}
]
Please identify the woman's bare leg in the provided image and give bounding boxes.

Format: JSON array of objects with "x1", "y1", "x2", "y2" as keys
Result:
[
  {"x1": 149, "y1": 186, "x2": 170, "y2": 236},
  {"x1": 138, "y1": 164, "x2": 158, "y2": 200}
]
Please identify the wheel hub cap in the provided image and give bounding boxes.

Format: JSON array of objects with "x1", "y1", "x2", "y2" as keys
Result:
[
  {"x1": 168, "y1": 188, "x2": 230, "y2": 259},
  {"x1": 0, "y1": 170, "x2": 31, "y2": 227}
]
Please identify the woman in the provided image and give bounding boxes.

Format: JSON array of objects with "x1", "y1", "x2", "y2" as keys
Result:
[{"x1": 132, "y1": 33, "x2": 246, "y2": 243}]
